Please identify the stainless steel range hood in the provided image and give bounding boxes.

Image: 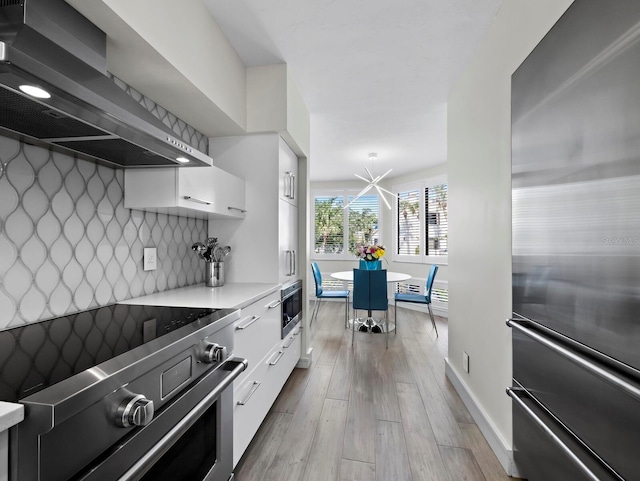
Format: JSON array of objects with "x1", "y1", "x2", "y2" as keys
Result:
[{"x1": 0, "y1": 0, "x2": 212, "y2": 168}]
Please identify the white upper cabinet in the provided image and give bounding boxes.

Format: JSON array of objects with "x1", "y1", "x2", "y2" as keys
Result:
[
  {"x1": 278, "y1": 137, "x2": 298, "y2": 207},
  {"x1": 124, "y1": 165, "x2": 245, "y2": 220}
]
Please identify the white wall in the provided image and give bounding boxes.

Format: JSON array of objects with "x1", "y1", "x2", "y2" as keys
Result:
[{"x1": 447, "y1": 0, "x2": 574, "y2": 472}]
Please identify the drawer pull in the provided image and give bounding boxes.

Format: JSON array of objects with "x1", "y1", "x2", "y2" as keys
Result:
[
  {"x1": 237, "y1": 381, "x2": 261, "y2": 406},
  {"x1": 267, "y1": 300, "x2": 282, "y2": 309},
  {"x1": 183, "y1": 195, "x2": 212, "y2": 205},
  {"x1": 269, "y1": 350, "x2": 285, "y2": 365},
  {"x1": 293, "y1": 329, "x2": 300, "y2": 336},
  {"x1": 507, "y1": 318, "x2": 640, "y2": 402},
  {"x1": 507, "y1": 387, "x2": 603, "y2": 481},
  {"x1": 236, "y1": 315, "x2": 261, "y2": 330},
  {"x1": 283, "y1": 336, "x2": 295, "y2": 348}
]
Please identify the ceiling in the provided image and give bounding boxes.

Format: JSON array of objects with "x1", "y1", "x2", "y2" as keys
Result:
[{"x1": 203, "y1": 0, "x2": 503, "y2": 182}]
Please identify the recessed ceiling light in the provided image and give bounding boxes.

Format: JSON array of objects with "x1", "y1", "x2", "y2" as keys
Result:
[
  {"x1": 176, "y1": 157, "x2": 190, "y2": 163},
  {"x1": 19, "y1": 84, "x2": 51, "y2": 99}
]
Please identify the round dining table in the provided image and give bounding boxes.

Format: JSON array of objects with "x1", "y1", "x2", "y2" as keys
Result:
[
  {"x1": 330, "y1": 270, "x2": 411, "y2": 332},
  {"x1": 330, "y1": 270, "x2": 411, "y2": 283}
]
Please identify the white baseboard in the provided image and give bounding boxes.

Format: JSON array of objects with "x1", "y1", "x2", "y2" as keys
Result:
[
  {"x1": 296, "y1": 347, "x2": 312, "y2": 369},
  {"x1": 444, "y1": 360, "x2": 522, "y2": 478}
]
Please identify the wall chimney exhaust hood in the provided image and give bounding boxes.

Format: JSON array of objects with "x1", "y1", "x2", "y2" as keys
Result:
[{"x1": 0, "y1": 0, "x2": 212, "y2": 168}]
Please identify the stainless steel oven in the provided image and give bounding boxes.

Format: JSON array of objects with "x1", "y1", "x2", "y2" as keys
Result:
[
  {"x1": 2, "y1": 304, "x2": 246, "y2": 481},
  {"x1": 281, "y1": 280, "x2": 302, "y2": 338}
]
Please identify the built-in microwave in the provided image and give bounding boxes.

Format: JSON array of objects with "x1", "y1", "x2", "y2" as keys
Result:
[{"x1": 281, "y1": 280, "x2": 302, "y2": 338}]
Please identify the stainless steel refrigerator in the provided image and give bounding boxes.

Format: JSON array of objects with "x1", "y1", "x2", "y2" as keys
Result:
[{"x1": 510, "y1": 1, "x2": 640, "y2": 480}]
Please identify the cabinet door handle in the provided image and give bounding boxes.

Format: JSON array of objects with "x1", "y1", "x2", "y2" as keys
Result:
[
  {"x1": 286, "y1": 250, "x2": 291, "y2": 276},
  {"x1": 269, "y1": 350, "x2": 285, "y2": 365},
  {"x1": 284, "y1": 172, "x2": 291, "y2": 198},
  {"x1": 183, "y1": 196, "x2": 212, "y2": 205},
  {"x1": 286, "y1": 250, "x2": 295, "y2": 276},
  {"x1": 236, "y1": 315, "x2": 260, "y2": 330},
  {"x1": 267, "y1": 300, "x2": 282, "y2": 309},
  {"x1": 283, "y1": 335, "x2": 295, "y2": 348},
  {"x1": 237, "y1": 381, "x2": 261, "y2": 405},
  {"x1": 291, "y1": 250, "x2": 296, "y2": 276},
  {"x1": 284, "y1": 172, "x2": 295, "y2": 199},
  {"x1": 227, "y1": 206, "x2": 247, "y2": 213},
  {"x1": 289, "y1": 173, "x2": 295, "y2": 200}
]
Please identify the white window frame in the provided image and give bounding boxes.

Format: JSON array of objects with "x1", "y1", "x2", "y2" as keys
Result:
[
  {"x1": 311, "y1": 189, "x2": 384, "y2": 261},
  {"x1": 392, "y1": 175, "x2": 448, "y2": 265}
]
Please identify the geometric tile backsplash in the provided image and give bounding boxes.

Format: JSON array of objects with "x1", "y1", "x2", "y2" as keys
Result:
[{"x1": 0, "y1": 135, "x2": 207, "y2": 330}]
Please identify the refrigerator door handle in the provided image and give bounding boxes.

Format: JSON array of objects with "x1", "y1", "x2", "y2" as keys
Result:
[
  {"x1": 507, "y1": 318, "x2": 640, "y2": 402},
  {"x1": 507, "y1": 388, "x2": 605, "y2": 481}
]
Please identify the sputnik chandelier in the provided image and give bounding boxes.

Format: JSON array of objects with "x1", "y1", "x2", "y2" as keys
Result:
[{"x1": 345, "y1": 153, "x2": 398, "y2": 210}]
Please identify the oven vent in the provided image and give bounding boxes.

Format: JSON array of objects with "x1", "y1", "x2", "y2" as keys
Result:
[{"x1": 0, "y1": 0, "x2": 22, "y2": 6}]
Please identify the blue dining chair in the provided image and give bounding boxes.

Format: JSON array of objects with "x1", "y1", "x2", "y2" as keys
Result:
[
  {"x1": 394, "y1": 265, "x2": 439, "y2": 337},
  {"x1": 352, "y1": 269, "x2": 389, "y2": 347},
  {"x1": 311, "y1": 262, "x2": 350, "y2": 327}
]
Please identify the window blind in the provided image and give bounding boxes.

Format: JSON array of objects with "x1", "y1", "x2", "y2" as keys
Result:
[
  {"x1": 348, "y1": 194, "x2": 379, "y2": 252},
  {"x1": 397, "y1": 189, "x2": 421, "y2": 256},
  {"x1": 426, "y1": 183, "x2": 448, "y2": 256}
]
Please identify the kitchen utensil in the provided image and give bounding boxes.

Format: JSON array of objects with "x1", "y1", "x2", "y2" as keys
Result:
[{"x1": 191, "y1": 242, "x2": 207, "y2": 260}]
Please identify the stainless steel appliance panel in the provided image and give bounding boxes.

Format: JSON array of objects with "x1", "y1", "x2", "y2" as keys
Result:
[
  {"x1": 512, "y1": 323, "x2": 639, "y2": 480},
  {"x1": 510, "y1": 387, "x2": 620, "y2": 481},
  {"x1": 512, "y1": 0, "x2": 640, "y2": 373},
  {"x1": 281, "y1": 280, "x2": 302, "y2": 338}
]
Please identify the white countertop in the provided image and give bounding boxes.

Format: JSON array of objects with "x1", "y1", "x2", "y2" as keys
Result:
[
  {"x1": 0, "y1": 401, "x2": 23, "y2": 432},
  {"x1": 121, "y1": 282, "x2": 281, "y2": 310}
]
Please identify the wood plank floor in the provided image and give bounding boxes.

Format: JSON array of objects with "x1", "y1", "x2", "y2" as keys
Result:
[{"x1": 233, "y1": 302, "x2": 516, "y2": 481}]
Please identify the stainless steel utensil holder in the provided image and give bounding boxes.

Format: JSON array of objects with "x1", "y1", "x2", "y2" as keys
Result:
[{"x1": 206, "y1": 261, "x2": 224, "y2": 287}]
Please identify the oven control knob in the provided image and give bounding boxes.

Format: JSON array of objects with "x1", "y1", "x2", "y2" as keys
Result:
[
  {"x1": 116, "y1": 394, "x2": 154, "y2": 428},
  {"x1": 202, "y1": 342, "x2": 227, "y2": 364}
]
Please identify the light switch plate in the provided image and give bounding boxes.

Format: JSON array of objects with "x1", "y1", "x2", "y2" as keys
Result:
[
  {"x1": 463, "y1": 351, "x2": 470, "y2": 373},
  {"x1": 143, "y1": 247, "x2": 157, "y2": 271}
]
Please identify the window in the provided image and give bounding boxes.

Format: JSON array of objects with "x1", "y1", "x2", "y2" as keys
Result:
[
  {"x1": 313, "y1": 191, "x2": 381, "y2": 259},
  {"x1": 394, "y1": 176, "x2": 448, "y2": 263},
  {"x1": 314, "y1": 195, "x2": 345, "y2": 254}
]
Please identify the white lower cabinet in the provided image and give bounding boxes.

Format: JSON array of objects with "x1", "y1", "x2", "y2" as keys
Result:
[
  {"x1": 233, "y1": 324, "x2": 301, "y2": 466},
  {"x1": 233, "y1": 292, "x2": 281, "y2": 388}
]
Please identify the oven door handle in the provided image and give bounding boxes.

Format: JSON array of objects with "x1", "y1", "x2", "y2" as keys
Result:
[{"x1": 118, "y1": 358, "x2": 248, "y2": 481}]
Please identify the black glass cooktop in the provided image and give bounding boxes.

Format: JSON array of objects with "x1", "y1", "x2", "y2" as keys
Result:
[{"x1": 0, "y1": 304, "x2": 215, "y2": 402}]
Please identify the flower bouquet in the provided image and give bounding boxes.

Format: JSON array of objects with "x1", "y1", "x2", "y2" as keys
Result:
[
  {"x1": 354, "y1": 244, "x2": 386, "y2": 261},
  {"x1": 354, "y1": 245, "x2": 386, "y2": 269}
]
